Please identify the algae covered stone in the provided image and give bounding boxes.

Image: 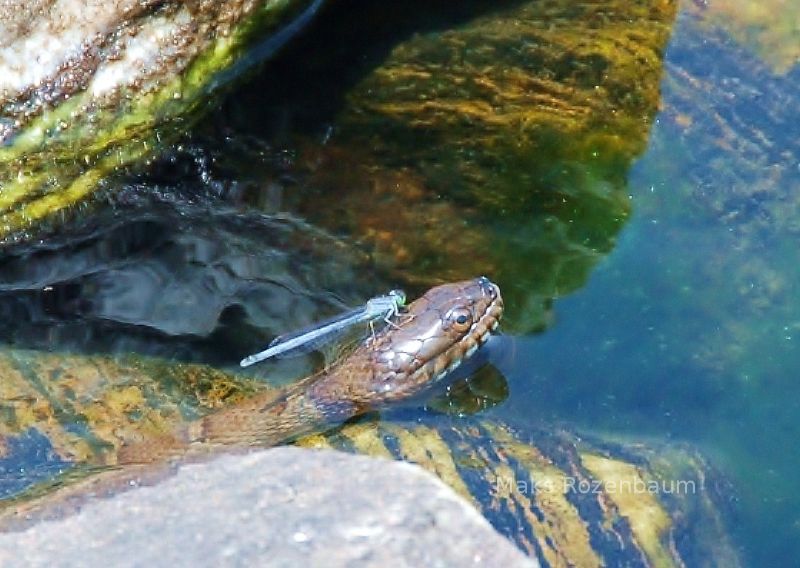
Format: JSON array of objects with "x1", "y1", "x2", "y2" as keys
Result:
[
  {"x1": 283, "y1": 0, "x2": 678, "y2": 331},
  {"x1": 0, "y1": 0, "x2": 321, "y2": 241},
  {"x1": 0, "y1": 346, "x2": 738, "y2": 567}
]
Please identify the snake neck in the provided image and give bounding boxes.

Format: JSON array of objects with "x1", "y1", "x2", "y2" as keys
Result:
[
  {"x1": 195, "y1": 371, "x2": 357, "y2": 447},
  {"x1": 115, "y1": 365, "x2": 364, "y2": 465}
]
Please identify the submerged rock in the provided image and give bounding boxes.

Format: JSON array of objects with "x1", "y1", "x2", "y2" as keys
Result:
[
  {"x1": 0, "y1": 345, "x2": 739, "y2": 567},
  {"x1": 684, "y1": 0, "x2": 800, "y2": 73},
  {"x1": 300, "y1": 414, "x2": 740, "y2": 568},
  {"x1": 636, "y1": 9, "x2": 800, "y2": 375},
  {"x1": 216, "y1": 0, "x2": 679, "y2": 332}
]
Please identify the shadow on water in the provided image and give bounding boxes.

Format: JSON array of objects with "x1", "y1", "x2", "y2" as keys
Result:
[
  {"x1": 0, "y1": 183, "x2": 389, "y2": 374},
  {"x1": 214, "y1": 0, "x2": 532, "y2": 136}
]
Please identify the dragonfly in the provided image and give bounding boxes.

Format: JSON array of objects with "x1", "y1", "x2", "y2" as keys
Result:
[{"x1": 239, "y1": 289, "x2": 407, "y2": 368}]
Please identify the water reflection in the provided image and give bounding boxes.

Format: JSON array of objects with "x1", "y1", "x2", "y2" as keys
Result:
[{"x1": 0, "y1": 182, "x2": 387, "y2": 374}]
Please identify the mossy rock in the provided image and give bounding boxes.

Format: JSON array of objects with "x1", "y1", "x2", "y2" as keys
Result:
[
  {"x1": 1, "y1": 0, "x2": 677, "y2": 332},
  {"x1": 0, "y1": 348, "x2": 738, "y2": 566},
  {"x1": 258, "y1": 0, "x2": 680, "y2": 332},
  {"x1": 0, "y1": 0, "x2": 321, "y2": 242}
]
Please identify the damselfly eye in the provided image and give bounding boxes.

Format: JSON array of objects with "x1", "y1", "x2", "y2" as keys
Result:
[{"x1": 447, "y1": 307, "x2": 473, "y2": 332}]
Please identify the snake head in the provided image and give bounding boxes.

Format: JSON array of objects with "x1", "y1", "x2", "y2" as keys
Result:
[{"x1": 321, "y1": 276, "x2": 504, "y2": 406}]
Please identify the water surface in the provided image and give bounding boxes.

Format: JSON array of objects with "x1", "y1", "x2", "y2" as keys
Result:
[{"x1": 497, "y1": 11, "x2": 800, "y2": 565}]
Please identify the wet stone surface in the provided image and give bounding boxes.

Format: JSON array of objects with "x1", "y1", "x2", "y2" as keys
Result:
[{"x1": 0, "y1": 447, "x2": 536, "y2": 567}]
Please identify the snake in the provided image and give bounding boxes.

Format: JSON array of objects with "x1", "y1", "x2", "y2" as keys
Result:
[
  {"x1": 0, "y1": 277, "x2": 502, "y2": 525},
  {"x1": 20, "y1": 277, "x2": 503, "y2": 476},
  {"x1": 0, "y1": 277, "x2": 741, "y2": 568}
]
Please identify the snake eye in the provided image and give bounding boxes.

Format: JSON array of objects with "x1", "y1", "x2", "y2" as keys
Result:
[{"x1": 447, "y1": 307, "x2": 473, "y2": 332}]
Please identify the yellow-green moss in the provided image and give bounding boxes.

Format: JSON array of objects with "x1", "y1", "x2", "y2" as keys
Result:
[
  {"x1": 292, "y1": 0, "x2": 678, "y2": 331},
  {"x1": 0, "y1": 0, "x2": 311, "y2": 241}
]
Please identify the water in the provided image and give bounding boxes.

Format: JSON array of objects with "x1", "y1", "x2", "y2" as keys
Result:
[
  {"x1": 495, "y1": 13, "x2": 800, "y2": 565},
  {"x1": 1, "y1": 0, "x2": 799, "y2": 564},
  {"x1": 230, "y1": 4, "x2": 799, "y2": 562}
]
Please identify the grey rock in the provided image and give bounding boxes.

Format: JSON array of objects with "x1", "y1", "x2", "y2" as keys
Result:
[{"x1": 0, "y1": 448, "x2": 537, "y2": 568}]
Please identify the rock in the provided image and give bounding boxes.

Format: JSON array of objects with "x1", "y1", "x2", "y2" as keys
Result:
[
  {"x1": 228, "y1": 0, "x2": 678, "y2": 333},
  {"x1": 0, "y1": 447, "x2": 537, "y2": 567},
  {"x1": 0, "y1": 0, "x2": 321, "y2": 241},
  {"x1": 0, "y1": 197, "x2": 382, "y2": 367}
]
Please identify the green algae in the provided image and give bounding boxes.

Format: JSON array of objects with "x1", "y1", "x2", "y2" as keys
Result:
[
  {"x1": 279, "y1": 0, "x2": 678, "y2": 332},
  {"x1": 0, "y1": 348, "x2": 264, "y2": 467},
  {"x1": 0, "y1": 0, "x2": 315, "y2": 242}
]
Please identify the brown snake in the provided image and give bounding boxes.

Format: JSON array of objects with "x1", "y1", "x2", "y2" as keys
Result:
[
  {"x1": 116, "y1": 277, "x2": 504, "y2": 463},
  {"x1": 1, "y1": 277, "x2": 503, "y2": 525}
]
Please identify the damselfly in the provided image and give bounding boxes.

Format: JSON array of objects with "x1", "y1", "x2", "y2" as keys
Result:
[{"x1": 239, "y1": 289, "x2": 406, "y2": 368}]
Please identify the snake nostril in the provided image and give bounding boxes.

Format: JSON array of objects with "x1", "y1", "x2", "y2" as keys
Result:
[{"x1": 477, "y1": 276, "x2": 495, "y2": 296}]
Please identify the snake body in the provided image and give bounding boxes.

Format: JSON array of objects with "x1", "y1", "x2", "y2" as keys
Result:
[
  {"x1": 115, "y1": 277, "x2": 503, "y2": 463},
  {"x1": 1, "y1": 277, "x2": 502, "y2": 524}
]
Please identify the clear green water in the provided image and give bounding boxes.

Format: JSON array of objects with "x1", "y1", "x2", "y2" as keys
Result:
[{"x1": 495, "y1": 16, "x2": 800, "y2": 565}]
